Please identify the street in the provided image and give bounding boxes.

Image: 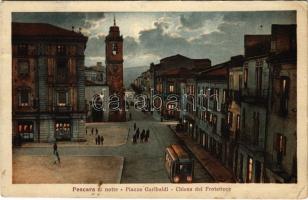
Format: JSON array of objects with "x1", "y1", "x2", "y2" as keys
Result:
[{"x1": 13, "y1": 108, "x2": 213, "y2": 183}]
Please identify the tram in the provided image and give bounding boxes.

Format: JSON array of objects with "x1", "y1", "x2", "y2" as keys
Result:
[{"x1": 164, "y1": 144, "x2": 194, "y2": 183}]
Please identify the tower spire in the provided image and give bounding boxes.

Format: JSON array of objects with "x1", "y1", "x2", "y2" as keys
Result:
[{"x1": 113, "y1": 15, "x2": 116, "y2": 26}]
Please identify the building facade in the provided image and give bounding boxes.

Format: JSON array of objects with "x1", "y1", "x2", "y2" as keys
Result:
[
  {"x1": 12, "y1": 22, "x2": 88, "y2": 143},
  {"x1": 85, "y1": 62, "x2": 109, "y2": 122}
]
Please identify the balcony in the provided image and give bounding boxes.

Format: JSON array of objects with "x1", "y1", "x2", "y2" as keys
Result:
[
  {"x1": 239, "y1": 133, "x2": 265, "y2": 152},
  {"x1": 241, "y1": 88, "x2": 268, "y2": 105},
  {"x1": 52, "y1": 105, "x2": 73, "y2": 113}
]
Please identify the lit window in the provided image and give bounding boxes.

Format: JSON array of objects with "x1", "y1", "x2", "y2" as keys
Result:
[
  {"x1": 280, "y1": 77, "x2": 290, "y2": 116},
  {"x1": 57, "y1": 91, "x2": 67, "y2": 106},
  {"x1": 18, "y1": 60, "x2": 29, "y2": 76},
  {"x1": 18, "y1": 89, "x2": 30, "y2": 107},
  {"x1": 169, "y1": 84, "x2": 174, "y2": 93},
  {"x1": 247, "y1": 157, "x2": 253, "y2": 183}
]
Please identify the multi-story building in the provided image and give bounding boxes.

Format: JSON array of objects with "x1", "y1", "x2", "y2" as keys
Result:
[
  {"x1": 12, "y1": 22, "x2": 88, "y2": 143},
  {"x1": 153, "y1": 54, "x2": 211, "y2": 120},
  {"x1": 226, "y1": 55, "x2": 244, "y2": 175},
  {"x1": 265, "y1": 24, "x2": 297, "y2": 183},
  {"x1": 236, "y1": 34, "x2": 271, "y2": 183},
  {"x1": 195, "y1": 63, "x2": 229, "y2": 164},
  {"x1": 84, "y1": 62, "x2": 109, "y2": 122}
]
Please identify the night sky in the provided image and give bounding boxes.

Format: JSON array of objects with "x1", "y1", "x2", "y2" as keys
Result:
[{"x1": 13, "y1": 11, "x2": 296, "y2": 68}]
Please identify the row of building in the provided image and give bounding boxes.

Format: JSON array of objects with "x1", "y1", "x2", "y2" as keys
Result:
[{"x1": 133, "y1": 24, "x2": 297, "y2": 183}]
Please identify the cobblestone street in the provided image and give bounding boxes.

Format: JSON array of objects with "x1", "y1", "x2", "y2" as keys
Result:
[{"x1": 13, "y1": 108, "x2": 213, "y2": 183}]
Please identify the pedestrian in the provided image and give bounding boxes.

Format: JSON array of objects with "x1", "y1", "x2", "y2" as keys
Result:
[
  {"x1": 96, "y1": 128, "x2": 98, "y2": 135},
  {"x1": 140, "y1": 129, "x2": 145, "y2": 142},
  {"x1": 91, "y1": 128, "x2": 93, "y2": 135},
  {"x1": 101, "y1": 135, "x2": 104, "y2": 146},
  {"x1": 132, "y1": 134, "x2": 137, "y2": 144},
  {"x1": 133, "y1": 122, "x2": 136, "y2": 131},
  {"x1": 86, "y1": 128, "x2": 87, "y2": 135},
  {"x1": 145, "y1": 129, "x2": 150, "y2": 142},
  {"x1": 135, "y1": 128, "x2": 140, "y2": 140},
  {"x1": 98, "y1": 135, "x2": 101, "y2": 145},
  {"x1": 53, "y1": 142, "x2": 58, "y2": 155},
  {"x1": 56, "y1": 151, "x2": 61, "y2": 165},
  {"x1": 129, "y1": 113, "x2": 132, "y2": 121},
  {"x1": 95, "y1": 136, "x2": 98, "y2": 145}
]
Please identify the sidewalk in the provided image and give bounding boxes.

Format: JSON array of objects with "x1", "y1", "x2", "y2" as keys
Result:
[
  {"x1": 19, "y1": 123, "x2": 129, "y2": 148},
  {"x1": 169, "y1": 125, "x2": 236, "y2": 183}
]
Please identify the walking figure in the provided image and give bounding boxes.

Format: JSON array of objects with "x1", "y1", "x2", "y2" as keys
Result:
[
  {"x1": 98, "y1": 135, "x2": 101, "y2": 145},
  {"x1": 132, "y1": 134, "x2": 137, "y2": 144},
  {"x1": 53, "y1": 142, "x2": 58, "y2": 155},
  {"x1": 133, "y1": 122, "x2": 136, "y2": 131},
  {"x1": 145, "y1": 129, "x2": 150, "y2": 142},
  {"x1": 129, "y1": 113, "x2": 132, "y2": 121},
  {"x1": 140, "y1": 129, "x2": 145, "y2": 142},
  {"x1": 95, "y1": 136, "x2": 98, "y2": 145},
  {"x1": 96, "y1": 128, "x2": 98, "y2": 135},
  {"x1": 55, "y1": 151, "x2": 61, "y2": 165},
  {"x1": 91, "y1": 128, "x2": 94, "y2": 135},
  {"x1": 101, "y1": 135, "x2": 104, "y2": 146},
  {"x1": 135, "y1": 128, "x2": 140, "y2": 140},
  {"x1": 86, "y1": 128, "x2": 87, "y2": 135}
]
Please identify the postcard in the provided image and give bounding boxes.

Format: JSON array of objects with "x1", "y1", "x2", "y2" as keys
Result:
[{"x1": 0, "y1": 1, "x2": 307, "y2": 198}]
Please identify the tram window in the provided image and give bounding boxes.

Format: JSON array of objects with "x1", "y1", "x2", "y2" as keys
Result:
[{"x1": 176, "y1": 164, "x2": 192, "y2": 174}]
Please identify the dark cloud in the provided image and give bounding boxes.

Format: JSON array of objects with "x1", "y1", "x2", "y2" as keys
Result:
[
  {"x1": 12, "y1": 12, "x2": 105, "y2": 31},
  {"x1": 179, "y1": 13, "x2": 219, "y2": 30},
  {"x1": 13, "y1": 12, "x2": 296, "y2": 67}
]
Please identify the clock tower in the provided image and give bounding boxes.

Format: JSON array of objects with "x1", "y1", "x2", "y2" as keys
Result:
[{"x1": 105, "y1": 17, "x2": 126, "y2": 121}]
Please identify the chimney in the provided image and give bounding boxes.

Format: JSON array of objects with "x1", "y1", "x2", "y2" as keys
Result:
[
  {"x1": 72, "y1": 26, "x2": 75, "y2": 32},
  {"x1": 79, "y1": 27, "x2": 82, "y2": 33}
]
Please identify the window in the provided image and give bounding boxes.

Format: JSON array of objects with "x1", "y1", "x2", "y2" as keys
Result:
[
  {"x1": 212, "y1": 115, "x2": 217, "y2": 133},
  {"x1": 227, "y1": 112, "x2": 233, "y2": 127},
  {"x1": 169, "y1": 84, "x2": 174, "y2": 93},
  {"x1": 275, "y1": 133, "x2": 286, "y2": 164},
  {"x1": 18, "y1": 60, "x2": 29, "y2": 76},
  {"x1": 56, "y1": 59, "x2": 68, "y2": 82},
  {"x1": 280, "y1": 77, "x2": 290, "y2": 116},
  {"x1": 18, "y1": 89, "x2": 30, "y2": 107},
  {"x1": 56, "y1": 45, "x2": 66, "y2": 55},
  {"x1": 236, "y1": 114, "x2": 241, "y2": 131},
  {"x1": 55, "y1": 120, "x2": 71, "y2": 140},
  {"x1": 256, "y1": 63, "x2": 263, "y2": 95},
  {"x1": 242, "y1": 108, "x2": 246, "y2": 130},
  {"x1": 57, "y1": 91, "x2": 68, "y2": 106},
  {"x1": 253, "y1": 112, "x2": 260, "y2": 145},
  {"x1": 222, "y1": 90, "x2": 226, "y2": 104},
  {"x1": 244, "y1": 64, "x2": 248, "y2": 88},
  {"x1": 17, "y1": 44, "x2": 28, "y2": 55},
  {"x1": 17, "y1": 121, "x2": 34, "y2": 141},
  {"x1": 247, "y1": 157, "x2": 253, "y2": 183}
]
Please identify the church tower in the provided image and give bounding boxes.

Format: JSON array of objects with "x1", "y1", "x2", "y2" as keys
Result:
[{"x1": 105, "y1": 17, "x2": 126, "y2": 121}]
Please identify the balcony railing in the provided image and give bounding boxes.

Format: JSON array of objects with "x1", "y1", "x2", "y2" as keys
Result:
[
  {"x1": 52, "y1": 105, "x2": 73, "y2": 112},
  {"x1": 241, "y1": 88, "x2": 269, "y2": 104}
]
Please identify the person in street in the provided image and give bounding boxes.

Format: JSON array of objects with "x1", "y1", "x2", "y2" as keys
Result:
[
  {"x1": 140, "y1": 129, "x2": 145, "y2": 142},
  {"x1": 53, "y1": 142, "x2": 58, "y2": 155},
  {"x1": 55, "y1": 151, "x2": 61, "y2": 165},
  {"x1": 95, "y1": 136, "x2": 98, "y2": 145},
  {"x1": 133, "y1": 122, "x2": 136, "y2": 131},
  {"x1": 96, "y1": 128, "x2": 98, "y2": 135},
  {"x1": 101, "y1": 135, "x2": 104, "y2": 146},
  {"x1": 145, "y1": 129, "x2": 150, "y2": 142},
  {"x1": 86, "y1": 128, "x2": 87, "y2": 135},
  {"x1": 132, "y1": 134, "x2": 137, "y2": 144},
  {"x1": 135, "y1": 128, "x2": 140, "y2": 140},
  {"x1": 129, "y1": 113, "x2": 132, "y2": 121},
  {"x1": 98, "y1": 135, "x2": 101, "y2": 145},
  {"x1": 91, "y1": 128, "x2": 93, "y2": 135}
]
